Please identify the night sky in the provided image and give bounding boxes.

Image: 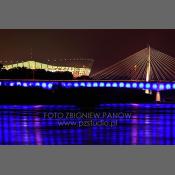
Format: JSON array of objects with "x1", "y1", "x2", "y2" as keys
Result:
[{"x1": 0, "y1": 29, "x2": 175, "y2": 74}]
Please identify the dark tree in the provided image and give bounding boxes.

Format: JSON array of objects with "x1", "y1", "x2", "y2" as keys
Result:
[{"x1": 0, "y1": 64, "x2": 3, "y2": 70}]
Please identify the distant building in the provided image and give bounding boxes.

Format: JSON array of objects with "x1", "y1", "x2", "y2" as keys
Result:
[{"x1": 3, "y1": 58, "x2": 94, "y2": 77}]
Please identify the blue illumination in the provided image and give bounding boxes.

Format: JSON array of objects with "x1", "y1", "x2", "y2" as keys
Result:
[
  {"x1": 159, "y1": 84, "x2": 164, "y2": 90},
  {"x1": 61, "y1": 82, "x2": 66, "y2": 87},
  {"x1": 35, "y1": 82, "x2": 40, "y2": 87},
  {"x1": 152, "y1": 83, "x2": 158, "y2": 89},
  {"x1": 166, "y1": 84, "x2": 171, "y2": 90},
  {"x1": 86, "y1": 82, "x2": 92, "y2": 87},
  {"x1": 173, "y1": 83, "x2": 175, "y2": 89},
  {"x1": 145, "y1": 83, "x2": 150, "y2": 89},
  {"x1": 132, "y1": 83, "x2": 137, "y2": 88},
  {"x1": 93, "y1": 82, "x2": 98, "y2": 87},
  {"x1": 0, "y1": 103, "x2": 175, "y2": 145},
  {"x1": 42, "y1": 82, "x2": 47, "y2": 88},
  {"x1": 73, "y1": 82, "x2": 79, "y2": 87},
  {"x1": 106, "y1": 83, "x2": 111, "y2": 87},
  {"x1": 126, "y1": 83, "x2": 131, "y2": 88},
  {"x1": 80, "y1": 82, "x2": 85, "y2": 87},
  {"x1": 2, "y1": 81, "x2": 175, "y2": 92},
  {"x1": 10, "y1": 82, "x2": 15, "y2": 87},
  {"x1": 139, "y1": 83, "x2": 144, "y2": 88},
  {"x1": 48, "y1": 83, "x2": 53, "y2": 89},
  {"x1": 67, "y1": 82, "x2": 72, "y2": 87},
  {"x1": 16, "y1": 82, "x2": 21, "y2": 86},
  {"x1": 23, "y1": 82, "x2": 28, "y2": 87},
  {"x1": 99, "y1": 82, "x2": 104, "y2": 87},
  {"x1": 112, "y1": 82, "x2": 117, "y2": 87},
  {"x1": 119, "y1": 82, "x2": 124, "y2": 88},
  {"x1": 29, "y1": 82, "x2": 33, "y2": 86}
]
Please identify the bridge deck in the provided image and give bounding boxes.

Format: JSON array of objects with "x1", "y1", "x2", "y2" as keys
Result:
[{"x1": 0, "y1": 80, "x2": 174, "y2": 91}]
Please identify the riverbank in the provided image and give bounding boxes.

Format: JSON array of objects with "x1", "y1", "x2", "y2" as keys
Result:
[{"x1": 0, "y1": 86, "x2": 156, "y2": 105}]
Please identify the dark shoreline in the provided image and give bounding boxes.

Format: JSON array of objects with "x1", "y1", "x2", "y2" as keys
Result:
[
  {"x1": 0, "y1": 86, "x2": 156, "y2": 105},
  {"x1": 0, "y1": 86, "x2": 175, "y2": 106}
]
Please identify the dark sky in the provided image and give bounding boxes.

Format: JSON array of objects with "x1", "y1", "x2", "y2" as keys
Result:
[{"x1": 0, "y1": 29, "x2": 175, "y2": 73}]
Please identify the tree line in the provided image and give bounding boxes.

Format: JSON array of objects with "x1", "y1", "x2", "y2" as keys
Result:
[{"x1": 0, "y1": 64, "x2": 90, "y2": 80}]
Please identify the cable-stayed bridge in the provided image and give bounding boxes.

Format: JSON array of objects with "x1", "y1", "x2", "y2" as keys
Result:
[
  {"x1": 89, "y1": 46, "x2": 175, "y2": 101},
  {"x1": 91, "y1": 46, "x2": 175, "y2": 81},
  {"x1": 1, "y1": 46, "x2": 175, "y2": 102}
]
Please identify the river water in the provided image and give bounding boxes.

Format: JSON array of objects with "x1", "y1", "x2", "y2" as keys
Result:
[{"x1": 0, "y1": 104, "x2": 174, "y2": 145}]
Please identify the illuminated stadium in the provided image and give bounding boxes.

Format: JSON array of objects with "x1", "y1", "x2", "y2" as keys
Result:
[{"x1": 3, "y1": 58, "x2": 94, "y2": 77}]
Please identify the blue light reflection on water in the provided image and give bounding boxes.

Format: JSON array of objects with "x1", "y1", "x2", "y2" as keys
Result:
[{"x1": 0, "y1": 104, "x2": 175, "y2": 145}]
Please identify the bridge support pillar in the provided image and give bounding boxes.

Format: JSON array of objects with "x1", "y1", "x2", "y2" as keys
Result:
[
  {"x1": 145, "y1": 89, "x2": 149, "y2": 94},
  {"x1": 155, "y1": 91, "x2": 161, "y2": 103},
  {"x1": 145, "y1": 89, "x2": 152, "y2": 94}
]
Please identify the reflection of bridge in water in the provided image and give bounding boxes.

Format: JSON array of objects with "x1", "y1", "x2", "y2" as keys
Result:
[{"x1": 1, "y1": 46, "x2": 175, "y2": 102}]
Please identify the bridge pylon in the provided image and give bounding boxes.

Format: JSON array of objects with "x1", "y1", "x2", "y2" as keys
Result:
[
  {"x1": 145, "y1": 45, "x2": 152, "y2": 94},
  {"x1": 155, "y1": 91, "x2": 161, "y2": 102}
]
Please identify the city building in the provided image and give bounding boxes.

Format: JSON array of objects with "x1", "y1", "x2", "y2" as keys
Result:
[{"x1": 3, "y1": 58, "x2": 94, "y2": 77}]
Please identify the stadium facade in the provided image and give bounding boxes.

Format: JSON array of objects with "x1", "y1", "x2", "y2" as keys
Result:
[{"x1": 3, "y1": 58, "x2": 94, "y2": 77}]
